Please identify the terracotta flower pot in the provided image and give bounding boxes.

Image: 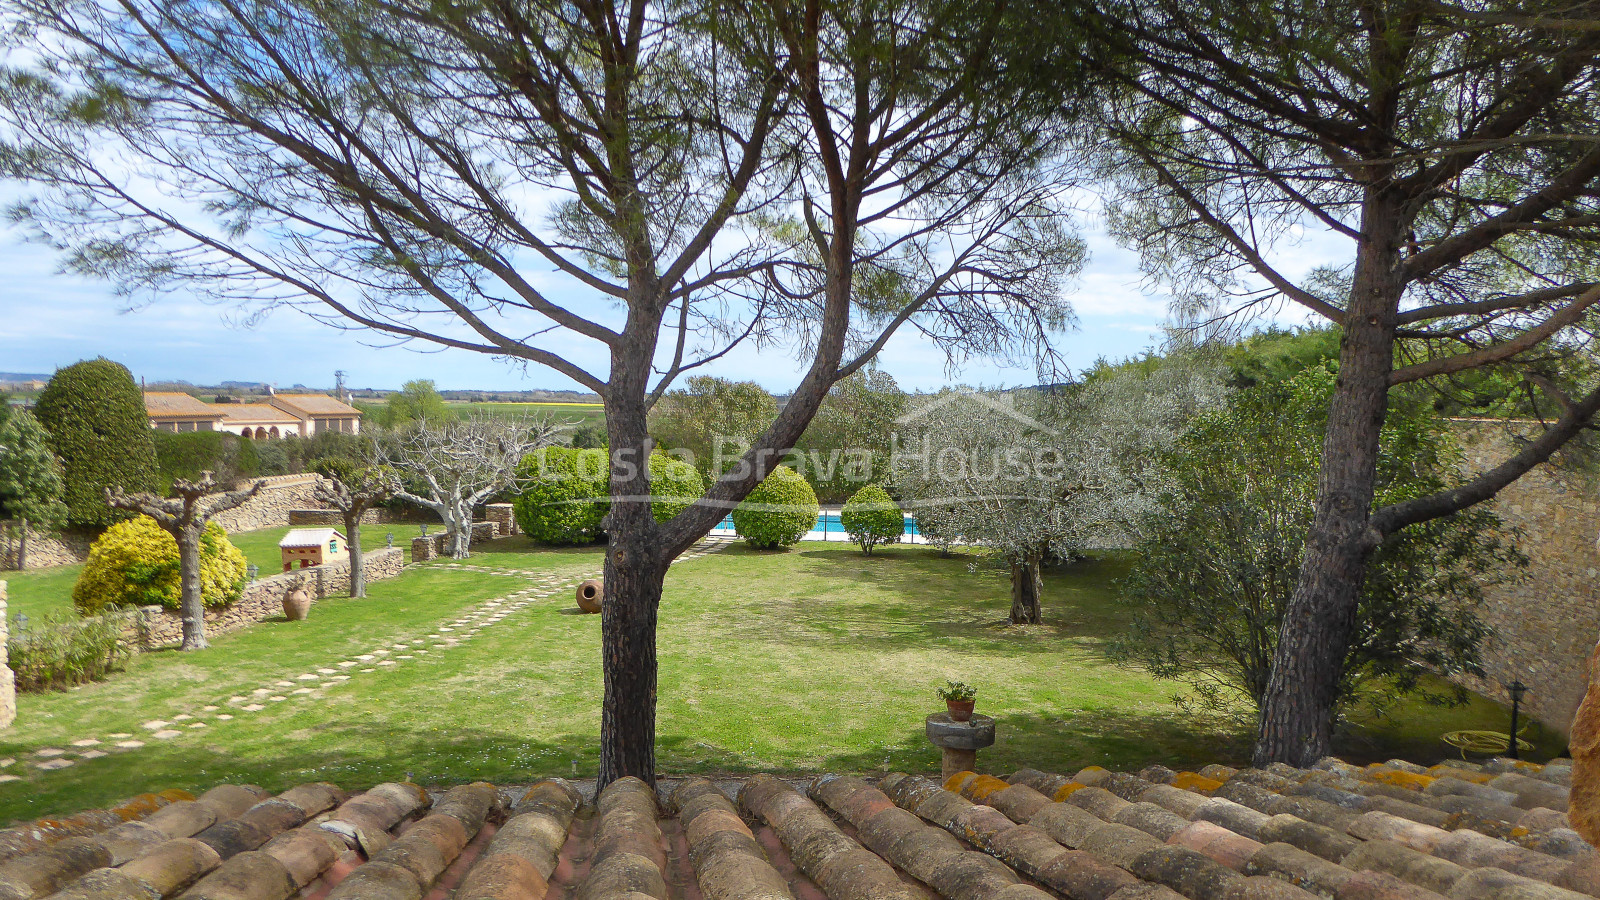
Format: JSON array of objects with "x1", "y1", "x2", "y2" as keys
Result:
[
  {"x1": 576, "y1": 578, "x2": 603, "y2": 614},
  {"x1": 282, "y1": 586, "x2": 312, "y2": 621},
  {"x1": 946, "y1": 699, "x2": 976, "y2": 722}
]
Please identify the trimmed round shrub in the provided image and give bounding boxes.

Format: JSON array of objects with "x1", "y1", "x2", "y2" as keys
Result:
[
  {"x1": 840, "y1": 484, "x2": 903, "y2": 555},
  {"x1": 731, "y1": 465, "x2": 819, "y2": 550},
  {"x1": 72, "y1": 516, "x2": 248, "y2": 615},
  {"x1": 514, "y1": 447, "x2": 610, "y2": 544},
  {"x1": 34, "y1": 358, "x2": 160, "y2": 527},
  {"x1": 649, "y1": 454, "x2": 704, "y2": 523}
]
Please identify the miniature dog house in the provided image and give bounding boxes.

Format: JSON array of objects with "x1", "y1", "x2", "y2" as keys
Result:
[{"x1": 279, "y1": 528, "x2": 349, "y2": 572}]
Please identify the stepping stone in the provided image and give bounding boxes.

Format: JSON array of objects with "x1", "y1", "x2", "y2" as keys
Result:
[
  {"x1": 296, "y1": 674, "x2": 319, "y2": 681},
  {"x1": 188, "y1": 722, "x2": 206, "y2": 729},
  {"x1": 360, "y1": 668, "x2": 376, "y2": 673},
  {"x1": 70, "y1": 739, "x2": 101, "y2": 748},
  {"x1": 216, "y1": 714, "x2": 233, "y2": 720},
  {"x1": 291, "y1": 688, "x2": 313, "y2": 695},
  {"x1": 201, "y1": 705, "x2": 219, "y2": 712},
  {"x1": 338, "y1": 661, "x2": 357, "y2": 668},
  {"x1": 397, "y1": 655, "x2": 413, "y2": 660},
  {"x1": 36, "y1": 748, "x2": 68, "y2": 758},
  {"x1": 356, "y1": 655, "x2": 375, "y2": 661},
  {"x1": 151, "y1": 730, "x2": 182, "y2": 740},
  {"x1": 439, "y1": 627, "x2": 454, "y2": 632},
  {"x1": 0, "y1": 759, "x2": 13, "y2": 768},
  {"x1": 241, "y1": 704, "x2": 264, "y2": 712},
  {"x1": 393, "y1": 644, "x2": 408, "y2": 649},
  {"x1": 172, "y1": 714, "x2": 192, "y2": 721},
  {"x1": 378, "y1": 660, "x2": 397, "y2": 666},
  {"x1": 415, "y1": 650, "x2": 429, "y2": 655},
  {"x1": 228, "y1": 697, "x2": 245, "y2": 704},
  {"x1": 252, "y1": 689, "x2": 271, "y2": 697},
  {"x1": 317, "y1": 668, "x2": 337, "y2": 675},
  {"x1": 36, "y1": 758, "x2": 74, "y2": 770},
  {"x1": 141, "y1": 720, "x2": 169, "y2": 730},
  {"x1": 372, "y1": 649, "x2": 390, "y2": 655},
  {"x1": 269, "y1": 696, "x2": 286, "y2": 702},
  {"x1": 79, "y1": 750, "x2": 107, "y2": 760},
  {"x1": 0, "y1": 776, "x2": 20, "y2": 783},
  {"x1": 107, "y1": 733, "x2": 131, "y2": 739},
  {"x1": 115, "y1": 740, "x2": 144, "y2": 749},
  {"x1": 275, "y1": 681, "x2": 295, "y2": 688},
  {"x1": 328, "y1": 675, "x2": 349, "y2": 681}
]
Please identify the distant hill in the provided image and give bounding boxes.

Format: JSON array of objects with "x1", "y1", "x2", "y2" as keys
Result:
[{"x1": 0, "y1": 373, "x2": 50, "y2": 382}]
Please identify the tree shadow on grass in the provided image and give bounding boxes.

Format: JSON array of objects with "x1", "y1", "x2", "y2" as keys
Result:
[{"x1": 705, "y1": 546, "x2": 1139, "y2": 659}]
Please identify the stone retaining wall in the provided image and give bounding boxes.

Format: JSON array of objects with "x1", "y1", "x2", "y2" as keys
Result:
[
  {"x1": 287, "y1": 506, "x2": 443, "y2": 527},
  {"x1": 210, "y1": 474, "x2": 322, "y2": 533},
  {"x1": 410, "y1": 522, "x2": 503, "y2": 562},
  {"x1": 0, "y1": 527, "x2": 94, "y2": 570},
  {"x1": 1450, "y1": 422, "x2": 1600, "y2": 738},
  {"x1": 130, "y1": 547, "x2": 405, "y2": 648}
]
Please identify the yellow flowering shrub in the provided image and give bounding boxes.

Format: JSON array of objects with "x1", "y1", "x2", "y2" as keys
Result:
[{"x1": 73, "y1": 516, "x2": 248, "y2": 614}]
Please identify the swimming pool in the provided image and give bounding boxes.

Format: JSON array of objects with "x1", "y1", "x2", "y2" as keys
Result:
[{"x1": 712, "y1": 511, "x2": 921, "y2": 536}]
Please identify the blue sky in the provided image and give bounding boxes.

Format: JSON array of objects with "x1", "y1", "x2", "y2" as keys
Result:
[{"x1": 0, "y1": 211, "x2": 1332, "y2": 395}]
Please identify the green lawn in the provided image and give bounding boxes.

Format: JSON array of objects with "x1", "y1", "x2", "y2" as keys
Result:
[
  {"x1": 0, "y1": 540, "x2": 1561, "y2": 824},
  {"x1": 362, "y1": 401, "x2": 605, "y2": 430}
]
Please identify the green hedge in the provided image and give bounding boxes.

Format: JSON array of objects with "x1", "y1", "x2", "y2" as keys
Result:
[
  {"x1": 841, "y1": 484, "x2": 903, "y2": 555},
  {"x1": 649, "y1": 454, "x2": 704, "y2": 523},
  {"x1": 152, "y1": 430, "x2": 263, "y2": 491},
  {"x1": 731, "y1": 465, "x2": 819, "y2": 550},
  {"x1": 514, "y1": 447, "x2": 610, "y2": 544},
  {"x1": 33, "y1": 359, "x2": 159, "y2": 527}
]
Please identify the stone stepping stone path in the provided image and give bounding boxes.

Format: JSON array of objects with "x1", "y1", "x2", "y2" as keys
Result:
[{"x1": 11, "y1": 539, "x2": 731, "y2": 780}]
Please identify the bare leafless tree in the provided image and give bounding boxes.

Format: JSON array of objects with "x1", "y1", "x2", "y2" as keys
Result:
[
  {"x1": 310, "y1": 458, "x2": 392, "y2": 597},
  {"x1": 106, "y1": 474, "x2": 264, "y2": 650},
  {"x1": 375, "y1": 418, "x2": 560, "y2": 559}
]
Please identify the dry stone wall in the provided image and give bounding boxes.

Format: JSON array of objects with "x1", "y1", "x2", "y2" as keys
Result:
[
  {"x1": 210, "y1": 474, "x2": 322, "y2": 532},
  {"x1": 0, "y1": 527, "x2": 94, "y2": 570},
  {"x1": 1451, "y1": 422, "x2": 1600, "y2": 738},
  {"x1": 130, "y1": 547, "x2": 404, "y2": 648}
]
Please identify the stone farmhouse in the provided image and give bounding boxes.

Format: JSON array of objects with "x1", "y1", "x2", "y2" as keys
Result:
[{"x1": 145, "y1": 390, "x2": 361, "y2": 439}]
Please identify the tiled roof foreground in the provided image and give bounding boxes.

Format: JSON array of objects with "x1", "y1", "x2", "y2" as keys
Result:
[{"x1": 0, "y1": 755, "x2": 1584, "y2": 900}]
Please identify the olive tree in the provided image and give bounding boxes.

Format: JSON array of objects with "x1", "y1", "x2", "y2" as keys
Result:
[
  {"x1": 310, "y1": 457, "x2": 392, "y2": 597},
  {"x1": 1, "y1": 0, "x2": 1086, "y2": 786},
  {"x1": 375, "y1": 418, "x2": 560, "y2": 559}
]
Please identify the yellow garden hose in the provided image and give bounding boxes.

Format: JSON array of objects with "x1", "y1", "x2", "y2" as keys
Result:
[{"x1": 1441, "y1": 729, "x2": 1534, "y2": 758}]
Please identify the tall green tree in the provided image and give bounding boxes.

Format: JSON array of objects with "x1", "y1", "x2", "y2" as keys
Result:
[
  {"x1": 647, "y1": 377, "x2": 777, "y2": 478},
  {"x1": 1, "y1": 0, "x2": 1086, "y2": 787},
  {"x1": 378, "y1": 380, "x2": 452, "y2": 427},
  {"x1": 1115, "y1": 368, "x2": 1516, "y2": 721},
  {"x1": 0, "y1": 410, "x2": 68, "y2": 569},
  {"x1": 33, "y1": 359, "x2": 160, "y2": 528},
  {"x1": 1085, "y1": 0, "x2": 1600, "y2": 764}
]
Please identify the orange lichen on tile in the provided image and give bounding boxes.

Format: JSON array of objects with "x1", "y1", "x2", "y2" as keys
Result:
[
  {"x1": 157, "y1": 789, "x2": 197, "y2": 802},
  {"x1": 1170, "y1": 772, "x2": 1224, "y2": 793},
  {"x1": 1370, "y1": 770, "x2": 1435, "y2": 791},
  {"x1": 944, "y1": 771, "x2": 978, "y2": 793},
  {"x1": 1053, "y1": 782, "x2": 1086, "y2": 802},
  {"x1": 1425, "y1": 766, "x2": 1492, "y2": 784},
  {"x1": 964, "y1": 776, "x2": 1010, "y2": 801}
]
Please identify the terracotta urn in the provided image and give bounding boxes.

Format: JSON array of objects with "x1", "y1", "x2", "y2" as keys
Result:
[
  {"x1": 946, "y1": 699, "x2": 976, "y2": 722},
  {"x1": 282, "y1": 585, "x2": 312, "y2": 621},
  {"x1": 576, "y1": 578, "x2": 603, "y2": 614}
]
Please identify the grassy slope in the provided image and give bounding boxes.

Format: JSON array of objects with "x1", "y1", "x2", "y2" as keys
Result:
[{"x1": 0, "y1": 540, "x2": 1559, "y2": 822}]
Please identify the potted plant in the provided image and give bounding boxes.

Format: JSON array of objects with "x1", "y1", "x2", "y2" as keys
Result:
[{"x1": 938, "y1": 681, "x2": 978, "y2": 722}]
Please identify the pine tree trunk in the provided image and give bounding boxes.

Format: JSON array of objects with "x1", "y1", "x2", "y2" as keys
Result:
[
  {"x1": 177, "y1": 524, "x2": 208, "y2": 651},
  {"x1": 597, "y1": 517, "x2": 667, "y2": 791},
  {"x1": 346, "y1": 512, "x2": 365, "y2": 598},
  {"x1": 1253, "y1": 201, "x2": 1400, "y2": 766},
  {"x1": 1010, "y1": 550, "x2": 1043, "y2": 624}
]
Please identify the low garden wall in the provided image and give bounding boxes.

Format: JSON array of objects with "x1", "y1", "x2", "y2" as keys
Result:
[{"x1": 129, "y1": 547, "x2": 405, "y2": 649}]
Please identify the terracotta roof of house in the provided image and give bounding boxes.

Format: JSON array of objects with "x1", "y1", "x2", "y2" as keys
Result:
[
  {"x1": 219, "y1": 404, "x2": 301, "y2": 426},
  {"x1": 0, "y1": 754, "x2": 1582, "y2": 900},
  {"x1": 272, "y1": 394, "x2": 362, "y2": 417},
  {"x1": 144, "y1": 392, "x2": 222, "y2": 420},
  {"x1": 279, "y1": 528, "x2": 345, "y2": 549}
]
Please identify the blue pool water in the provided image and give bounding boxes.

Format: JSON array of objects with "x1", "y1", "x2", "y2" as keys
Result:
[{"x1": 713, "y1": 512, "x2": 921, "y2": 535}]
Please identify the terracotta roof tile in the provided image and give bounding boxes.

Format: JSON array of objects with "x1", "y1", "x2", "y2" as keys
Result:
[
  {"x1": 145, "y1": 393, "x2": 222, "y2": 419},
  {"x1": 3, "y1": 755, "x2": 1588, "y2": 900},
  {"x1": 219, "y1": 405, "x2": 301, "y2": 426},
  {"x1": 271, "y1": 395, "x2": 362, "y2": 417}
]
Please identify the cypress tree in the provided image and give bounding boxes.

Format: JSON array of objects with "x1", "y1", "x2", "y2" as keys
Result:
[{"x1": 34, "y1": 358, "x2": 160, "y2": 527}]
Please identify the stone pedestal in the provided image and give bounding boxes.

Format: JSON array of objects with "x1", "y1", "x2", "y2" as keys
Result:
[
  {"x1": 926, "y1": 712, "x2": 994, "y2": 779},
  {"x1": 0, "y1": 582, "x2": 13, "y2": 728},
  {"x1": 485, "y1": 504, "x2": 517, "y2": 536}
]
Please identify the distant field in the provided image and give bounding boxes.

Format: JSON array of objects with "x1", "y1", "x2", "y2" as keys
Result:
[{"x1": 364, "y1": 400, "x2": 606, "y2": 430}]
